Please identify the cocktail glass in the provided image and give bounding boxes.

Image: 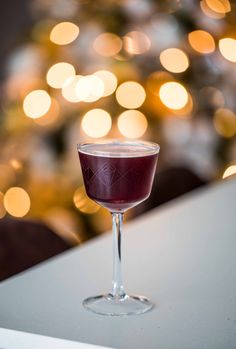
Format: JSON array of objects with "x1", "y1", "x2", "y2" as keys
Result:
[{"x1": 77, "y1": 139, "x2": 159, "y2": 316}]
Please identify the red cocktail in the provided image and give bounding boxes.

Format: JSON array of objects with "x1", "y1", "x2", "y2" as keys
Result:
[
  {"x1": 79, "y1": 143, "x2": 158, "y2": 212},
  {"x1": 78, "y1": 140, "x2": 159, "y2": 316}
]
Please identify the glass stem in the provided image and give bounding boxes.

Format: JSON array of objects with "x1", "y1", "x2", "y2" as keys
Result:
[{"x1": 111, "y1": 212, "x2": 125, "y2": 298}]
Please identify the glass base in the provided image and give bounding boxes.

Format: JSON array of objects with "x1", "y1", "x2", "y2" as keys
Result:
[{"x1": 83, "y1": 293, "x2": 154, "y2": 316}]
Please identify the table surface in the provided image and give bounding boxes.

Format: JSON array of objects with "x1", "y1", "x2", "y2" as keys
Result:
[{"x1": 0, "y1": 179, "x2": 236, "y2": 349}]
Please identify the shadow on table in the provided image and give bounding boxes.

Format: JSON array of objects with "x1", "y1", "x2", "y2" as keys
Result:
[{"x1": 0, "y1": 166, "x2": 207, "y2": 282}]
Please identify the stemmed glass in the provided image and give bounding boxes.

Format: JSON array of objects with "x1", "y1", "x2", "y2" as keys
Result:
[{"x1": 77, "y1": 139, "x2": 159, "y2": 316}]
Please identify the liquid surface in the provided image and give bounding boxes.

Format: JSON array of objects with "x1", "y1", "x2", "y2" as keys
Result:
[
  {"x1": 78, "y1": 142, "x2": 159, "y2": 158},
  {"x1": 79, "y1": 146, "x2": 158, "y2": 211}
]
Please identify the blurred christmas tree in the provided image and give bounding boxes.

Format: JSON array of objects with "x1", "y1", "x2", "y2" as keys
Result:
[{"x1": 0, "y1": 0, "x2": 236, "y2": 243}]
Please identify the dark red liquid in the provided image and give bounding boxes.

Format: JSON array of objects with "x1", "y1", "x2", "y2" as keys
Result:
[{"x1": 79, "y1": 144, "x2": 158, "y2": 211}]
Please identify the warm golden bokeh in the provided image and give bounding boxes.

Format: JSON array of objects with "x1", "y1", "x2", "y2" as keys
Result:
[
  {"x1": 172, "y1": 93, "x2": 193, "y2": 118},
  {"x1": 23, "y1": 90, "x2": 51, "y2": 118},
  {"x1": 117, "y1": 110, "x2": 148, "y2": 138},
  {"x1": 0, "y1": 192, "x2": 6, "y2": 219},
  {"x1": 188, "y1": 30, "x2": 215, "y2": 54},
  {"x1": 46, "y1": 62, "x2": 75, "y2": 88},
  {"x1": 123, "y1": 31, "x2": 151, "y2": 55},
  {"x1": 219, "y1": 38, "x2": 236, "y2": 63},
  {"x1": 160, "y1": 48, "x2": 189, "y2": 73},
  {"x1": 73, "y1": 186, "x2": 100, "y2": 214},
  {"x1": 116, "y1": 81, "x2": 146, "y2": 109},
  {"x1": 50, "y1": 22, "x2": 80, "y2": 45},
  {"x1": 76, "y1": 75, "x2": 104, "y2": 102},
  {"x1": 213, "y1": 108, "x2": 236, "y2": 138},
  {"x1": 62, "y1": 75, "x2": 82, "y2": 102},
  {"x1": 93, "y1": 33, "x2": 122, "y2": 57},
  {"x1": 222, "y1": 165, "x2": 236, "y2": 179},
  {"x1": 159, "y1": 82, "x2": 188, "y2": 110},
  {"x1": 93, "y1": 70, "x2": 118, "y2": 97},
  {"x1": 3, "y1": 187, "x2": 31, "y2": 218},
  {"x1": 205, "y1": 0, "x2": 231, "y2": 14},
  {"x1": 81, "y1": 109, "x2": 112, "y2": 138},
  {"x1": 10, "y1": 159, "x2": 22, "y2": 170},
  {"x1": 200, "y1": 0, "x2": 225, "y2": 19},
  {"x1": 33, "y1": 98, "x2": 60, "y2": 126},
  {"x1": 146, "y1": 71, "x2": 173, "y2": 96}
]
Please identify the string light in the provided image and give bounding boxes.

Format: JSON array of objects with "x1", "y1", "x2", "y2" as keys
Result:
[
  {"x1": 93, "y1": 70, "x2": 118, "y2": 97},
  {"x1": 117, "y1": 110, "x2": 148, "y2": 138},
  {"x1": 33, "y1": 98, "x2": 60, "y2": 126},
  {"x1": 205, "y1": 0, "x2": 231, "y2": 14},
  {"x1": 116, "y1": 81, "x2": 146, "y2": 109},
  {"x1": 3, "y1": 187, "x2": 31, "y2": 218},
  {"x1": 200, "y1": 0, "x2": 225, "y2": 18},
  {"x1": 188, "y1": 30, "x2": 215, "y2": 54},
  {"x1": 159, "y1": 82, "x2": 188, "y2": 110},
  {"x1": 76, "y1": 75, "x2": 104, "y2": 103},
  {"x1": 93, "y1": 33, "x2": 122, "y2": 57},
  {"x1": 10, "y1": 159, "x2": 22, "y2": 170},
  {"x1": 146, "y1": 71, "x2": 173, "y2": 96},
  {"x1": 160, "y1": 48, "x2": 189, "y2": 73},
  {"x1": 81, "y1": 109, "x2": 112, "y2": 138},
  {"x1": 50, "y1": 22, "x2": 80, "y2": 45},
  {"x1": 123, "y1": 31, "x2": 151, "y2": 55},
  {"x1": 62, "y1": 75, "x2": 82, "y2": 103},
  {"x1": 222, "y1": 165, "x2": 236, "y2": 179},
  {"x1": 172, "y1": 93, "x2": 193, "y2": 118},
  {"x1": 219, "y1": 38, "x2": 236, "y2": 63},
  {"x1": 23, "y1": 90, "x2": 51, "y2": 118},
  {"x1": 46, "y1": 62, "x2": 75, "y2": 88}
]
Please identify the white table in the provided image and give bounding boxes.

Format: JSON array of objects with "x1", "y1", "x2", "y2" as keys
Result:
[{"x1": 0, "y1": 179, "x2": 236, "y2": 349}]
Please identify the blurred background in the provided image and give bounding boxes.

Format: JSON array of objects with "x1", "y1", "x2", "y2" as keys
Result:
[{"x1": 0, "y1": 0, "x2": 236, "y2": 278}]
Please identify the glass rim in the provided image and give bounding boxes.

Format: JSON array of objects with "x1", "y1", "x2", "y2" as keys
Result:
[{"x1": 77, "y1": 139, "x2": 160, "y2": 157}]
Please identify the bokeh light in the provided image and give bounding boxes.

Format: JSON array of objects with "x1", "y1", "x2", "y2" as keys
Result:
[
  {"x1": 188, "y1": 30, "x2": 215, "y2": 54},
  {"x1": 222, "y1": 165, "x2": 236, "y2": 179},
  {"x1": 76, "y1": 75, "x2": 104, "y2": 102},
  {"x1": 0, "y1": 192, "x2": 6, "y2": 219},
  {"x1": 46, "y1": 62, "x2": 75, "y2": 88},
  {"x1": 23, "y1": 90, "x2": 51, "y2": 118},
  {"x1": 81, "y1": 109, "x2": 112, "y2": 138},
  {"x1": 93, "y1": 70, "x2": 118, "y2": 97},
  {"x1": 213, "y1": 108, "x2": 236, "y2": 138},
  {"x1": 3, "y1": 187, "x2": 31, "y2": 218},
  {"x1": 160, "y1": 48, "x2": 189, "y2": 73},
  {"x1": 159, "y1": 82, "x2": 188, "y2": 110},
  {"x1": 172, "y1": 93, "x2": 194, "y2": 118},
  {"x1": 10, "y1": 159, "x2": 22, "y2": 170},
  {"x1": 62, "y1": 75, "x2": 82, "y2": 102},
  {"x1": 33, "y1": 98, "x2": 60, "y2": 126},
  {"x1": 219, "y1": 38, "x2": 236, "y2": 63},
  {"x1": 116, "y1": 81, "x2": 146, "y2": 109},
  {"x1": 123, "y1": 31, "x2": 151, "y2": 55},
  {"x1": 117, "y1": 110, "x2": 148, "y2": 138},
  {"x1": 205, "y1": 0, "x2": 231, "y2": 14},
  {"x1": 73, "y1": 186, "x2": 100, "y2": 214},
  {"x1": 146, "y1": 71, "x2": 173, "y2": 96},
  {"x1": 93, "y1": 33, "x2": 122, "y2": 57},
  {"x1": 200, "y1": 0, "x2": 225, "y2": 19},
  {"x1": 50, "y1": 22, "x2": 80, "y2": 45}
]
